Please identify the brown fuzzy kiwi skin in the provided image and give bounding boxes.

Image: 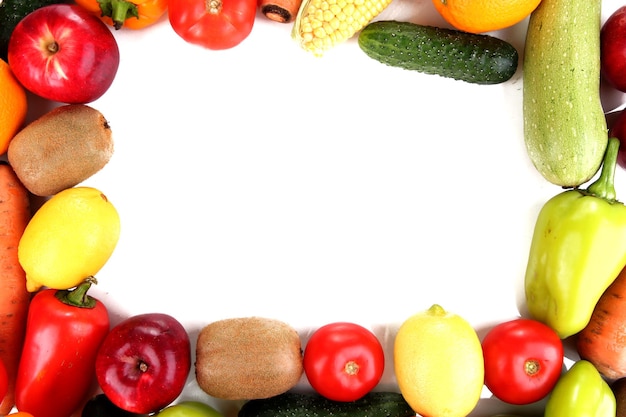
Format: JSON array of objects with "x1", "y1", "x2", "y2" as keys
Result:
[
  {"x1": 7, "y1": 104, "x2": 114, "y2": 196},
  {"x1": 195, "y1": 316, "x2": 304, "y2": 401}
]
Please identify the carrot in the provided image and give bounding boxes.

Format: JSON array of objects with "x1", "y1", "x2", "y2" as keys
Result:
[
  {"x1": 259, "y1": 0, "x2": 303, "y2": 23},
  {"x1": 0, "y1": 162, "x2": 32, "y2": 414},
  {"x1": 577, "y1": 263, "x2": 626, "y2": 380}
]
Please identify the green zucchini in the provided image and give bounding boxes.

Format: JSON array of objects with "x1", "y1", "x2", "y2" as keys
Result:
[
  {"x1": 0, "y1": 0, "x2": 70, "y2": 61},
  {"x1": 238, "y1": 391, "x2": 415, "y2": 417},
  {"x1": 523, "y1": 0, "x2": 607, "y2": 187},
  {"x1": 357, "y1": 20, "x2": 519, "y2": 85}
]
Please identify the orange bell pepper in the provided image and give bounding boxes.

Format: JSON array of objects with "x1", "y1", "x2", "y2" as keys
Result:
[{"x1": 75, "y1": 0, "x2": 168, "y2": 30}]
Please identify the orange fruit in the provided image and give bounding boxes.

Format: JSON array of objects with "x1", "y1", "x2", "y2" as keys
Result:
[
  {"x1": 432, "y1": 0, "x2": 542, "y2": 33},
  {"x1": 0, "y1": 59, "x2": 27, "y2": 155}
]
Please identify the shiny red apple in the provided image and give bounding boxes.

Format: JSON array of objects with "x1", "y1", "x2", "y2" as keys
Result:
[
  {"x1": 602, "y1": 5, "x2": 626, "y2": 92},
  {"x1": 95, "y1": 313, "x2": 191, "y2": 415},
  {"x1": 7, "y1": 4, "x2": 120, "y2": 104}
]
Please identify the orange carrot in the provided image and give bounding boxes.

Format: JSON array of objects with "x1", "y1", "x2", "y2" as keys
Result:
[
  {"x1": 0, "y1": 162, "x2": 32, "y2": 414},
  {"x1": 577, "y1": 263, "x2": 626, "y2": 380}
]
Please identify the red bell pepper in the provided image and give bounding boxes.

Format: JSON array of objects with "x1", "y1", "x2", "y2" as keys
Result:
[{"x1": 14, "y1": 278, "x2": 110, "y2": 417}]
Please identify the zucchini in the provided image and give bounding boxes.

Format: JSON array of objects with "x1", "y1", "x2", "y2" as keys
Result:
[
  {"x1": 238, "y1": 391, "x2": 415, "y2": 417},
  {"x1": 357, "y1": 20, "x2": 519, "y2": 85},
  {"x1": 0, "y1": 0, "x2": 70, "y2": 61},
  {"x1": 523, "y1": 0, "x2": 607, "y2": 187}
]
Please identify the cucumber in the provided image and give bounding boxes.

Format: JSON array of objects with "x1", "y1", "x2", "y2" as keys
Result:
[
  {"x1": 357, "y1": 20, "x2": 519, "y2": 85},
  {"x1": 523, "y1": 0, "x2": 607, "y2": 187},
  {"x1": 0, "y1": 0, "x2": 70, "y2": 61},
  {"x1": 238, "y1": 391, "x2": 415, "y2": 417}
]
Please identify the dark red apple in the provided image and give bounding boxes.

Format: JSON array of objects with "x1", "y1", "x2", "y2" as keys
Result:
[
  {"x1": 602, "y1": 5, "x2": 626, "y2": 92},
  {"x1": 7, "y1": 4, "x2": 120, "y2": 104},
  {"x1": 95, "y1": 313, "x2": 191, "y2": 415}
]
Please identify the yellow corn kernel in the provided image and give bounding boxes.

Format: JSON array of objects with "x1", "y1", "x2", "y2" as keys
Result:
[{"x1": 291, "y1": 0, "x2": 393, "y2": 56}]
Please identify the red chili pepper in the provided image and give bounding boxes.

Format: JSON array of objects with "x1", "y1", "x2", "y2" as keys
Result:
[{"x1": 14, "y1": 278, "x2": 110, "y2": 417}]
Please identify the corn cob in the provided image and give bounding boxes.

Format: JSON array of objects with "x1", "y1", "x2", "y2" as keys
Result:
[{"x1": 292, "y1": 0, "x2": 394, "y2": 56}]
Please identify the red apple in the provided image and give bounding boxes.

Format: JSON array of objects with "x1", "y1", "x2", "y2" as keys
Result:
[
  {"x1": 602, "y1": 5, "x2": 626, "y2": 92},
  {"x1": 7, "y1": 4, "x2": 120, "y2": 104},
  {"x1": 95, "y1": 313, "x2": 191, "y2": 415}
]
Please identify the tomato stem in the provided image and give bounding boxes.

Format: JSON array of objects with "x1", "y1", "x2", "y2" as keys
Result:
[
  {"x1": 524, "y1": 359, "x2": 541, "y2": 376},
  {"x1": 206, "y1": 0, "x2": 222, "y2": 14},
  {"x1": 345, "y1": 360, "x2": 360, "y2": 376}
]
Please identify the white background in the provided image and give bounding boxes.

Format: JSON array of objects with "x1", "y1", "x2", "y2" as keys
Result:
[{"x1": 16, "y1": 0, "x2": 626, "y2": 414}]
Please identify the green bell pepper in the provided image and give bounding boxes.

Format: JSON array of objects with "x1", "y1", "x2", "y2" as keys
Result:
[
  {"x1": 545, "y1": 360, "x2": 615, "y2": 417},
  {"x1": 157, "y1": 401, "x2": 225, "y2": 417},
  {"x1": 524, "y1": 137, "x2": 626, "y2": 339}
]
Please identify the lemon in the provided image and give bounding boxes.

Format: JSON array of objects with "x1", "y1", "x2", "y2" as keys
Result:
[
  {"x1": 394, "y1": 304, "x2": 484, "y2": 417},
  {"x1": 19, "y1": 187, "x2": 121, "y2": 292}
]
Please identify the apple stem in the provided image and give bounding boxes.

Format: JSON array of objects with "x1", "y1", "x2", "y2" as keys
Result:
[
  {"x1": 138, "y1": 361, "x2": 149, "y2": 373},
  {"x1": 47, "y1": 41, "x2": 60, "y2": 54},
  {"x1": 55, "y1": 277, "x2": 98, "y2": 309}
]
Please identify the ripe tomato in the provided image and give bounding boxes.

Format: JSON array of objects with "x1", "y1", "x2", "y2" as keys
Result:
[
  {"x1": 303, "y1": 322, "x2": 385, "y2": 402},
  {"x1": 168, "y1": 0, "x2": 257, "y2": 50},
  {"x1": 482, "y1": 318, "x2": 564, "y2": 405}
]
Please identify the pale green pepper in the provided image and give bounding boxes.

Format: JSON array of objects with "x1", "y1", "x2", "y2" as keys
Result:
[
  {"x1": 157, "y1": 401, "x2": 224, "y2": 417},
  {"x1": 524, "y1": 137, "x2": 626, "y2": 338},
  {"x1": 545, "y1": 360, "x2": 615, "y2": 417}
]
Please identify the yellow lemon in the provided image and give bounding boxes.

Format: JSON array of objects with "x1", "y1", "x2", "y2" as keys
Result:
[
  {"x1": 394, "y1": 304, "x2": 484, "y2": 417},
  {"x1": 19, "y1": 187, "x2": 121, "y2": 292}
]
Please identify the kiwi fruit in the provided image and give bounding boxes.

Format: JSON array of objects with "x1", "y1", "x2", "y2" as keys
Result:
[
  {"x1": 8, "y1": 104, "x2": 113, "y2": 196},
  {"x1": 195, "y1": 316, "x2": 303, "y2": 400}
]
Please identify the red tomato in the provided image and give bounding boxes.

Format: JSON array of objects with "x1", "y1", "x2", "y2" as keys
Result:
[
  {"x1": 482, "y1": 318, "x2": 564, "y2": 405},
  {"x1": 303, "y1": 322, "x2": 385, "y2": 402},
  {"x1": 168, "y1": 0, "x2": 257, "y2": 50}
]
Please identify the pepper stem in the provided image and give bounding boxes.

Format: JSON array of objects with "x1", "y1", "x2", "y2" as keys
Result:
[
  {"x1": 587, "y1": 137, "x2": 620, "y2": 202},
  {"x1": 55, "y1": 277, "x2": 98, "y2": 309},
  {"x1": 97, "y1": 0, "x2": 139, "y2": 30}
]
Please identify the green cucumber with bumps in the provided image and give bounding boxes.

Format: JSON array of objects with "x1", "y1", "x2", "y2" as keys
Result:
[
  {"x1": 523, "y1": 0, "x2": 607, "y2": 187},
  {"x1": 238, "y1": 391, "x2": 415, "y2": 417},
  {"x1": 357, "y1": 20, "x2": 519, "y2": 85}
]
